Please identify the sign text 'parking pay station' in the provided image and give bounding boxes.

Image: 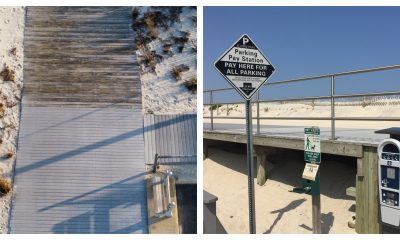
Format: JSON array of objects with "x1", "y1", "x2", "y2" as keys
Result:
[{"x1": 214, "y1": 34, "x2": 275, "y2": 99}]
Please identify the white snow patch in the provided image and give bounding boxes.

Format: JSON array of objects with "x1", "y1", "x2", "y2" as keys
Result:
[
  {"x1": 0, "y1": 6, "x2": 25, "y2": 234},
  {"x1": 133, "y1": 7, "x2": 197, "y2": 114}
]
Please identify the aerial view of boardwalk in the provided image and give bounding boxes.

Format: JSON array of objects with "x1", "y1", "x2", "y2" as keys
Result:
[
  {"x1": 0, "y1": 6, "x2": 197, "y2": 234},
  {"x1": 203, "y1": 7, "x2": 400, "y2": 234}
]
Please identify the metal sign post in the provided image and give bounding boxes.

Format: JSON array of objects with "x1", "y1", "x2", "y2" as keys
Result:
[
  {"x1": 304, "y1": 127, "x2": 322, "y2": 234},
  {"x1": 312, "y1": 183, "x2": 322, "y2": 234},
  {"x1": 245, "y1": 99, "x2": 256, "y2": 233},
  {"x1": 214, "y1": 34, "x2": 275, "y2": 234}
]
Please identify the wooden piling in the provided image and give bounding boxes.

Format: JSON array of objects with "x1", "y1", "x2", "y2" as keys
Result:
[
  {"x1": 257, "y1": 154, "x2": 266, "y2": 186},
  {"x1": 355, "y1": 146, "x2": 380, "y2": 233}
]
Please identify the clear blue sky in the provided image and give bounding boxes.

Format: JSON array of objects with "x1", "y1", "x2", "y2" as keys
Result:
[{"x1": 204, "y1": 7, "x2": 400, "y2": 103}]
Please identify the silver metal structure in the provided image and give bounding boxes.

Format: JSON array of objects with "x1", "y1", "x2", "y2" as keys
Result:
[{"x1": 204, "y1": 64, "x2": 400, "y2": 140}]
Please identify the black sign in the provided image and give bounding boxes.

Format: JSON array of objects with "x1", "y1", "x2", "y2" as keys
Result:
[{"x1": 214, "y1": 34, "x2": 275, "y2": 99}]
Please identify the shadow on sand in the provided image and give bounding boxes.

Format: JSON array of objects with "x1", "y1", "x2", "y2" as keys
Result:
[{"x1": 264, "y1": 198, "x2": 306, "y2": 234}]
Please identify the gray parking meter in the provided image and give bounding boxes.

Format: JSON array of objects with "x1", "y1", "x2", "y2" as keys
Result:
[{"x1": 375, "y1": 128, "x2": 400, "y2": 232}]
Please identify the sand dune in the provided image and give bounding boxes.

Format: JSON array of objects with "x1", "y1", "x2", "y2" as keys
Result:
[{"x1": 204, "y1": 99, "x2": 400, "y2": 129}]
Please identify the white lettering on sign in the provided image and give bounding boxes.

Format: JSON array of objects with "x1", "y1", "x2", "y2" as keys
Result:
[
  {"x1": 243, "y1": 36, "x2": 249, "y2": 45},
  {"x1": 304, "y1": 127, "x2": 321, "y2": 164},
  {"x1": 223, "y1": 48, "x2": 265, "y2": 64},
  {"x1": 214, "y1": 34, "x2": 275, "y2": 99}
]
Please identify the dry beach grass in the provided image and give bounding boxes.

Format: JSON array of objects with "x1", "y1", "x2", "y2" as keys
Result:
[{"x1": 133, "y1": 7, "x2": 197, "y2": 114}]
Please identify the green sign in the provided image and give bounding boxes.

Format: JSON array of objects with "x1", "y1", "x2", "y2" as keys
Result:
[{"x1": 304, "y1": 127, "x2": 321, "y2": 164}]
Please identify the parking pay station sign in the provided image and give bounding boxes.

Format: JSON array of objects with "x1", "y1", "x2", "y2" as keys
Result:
[
  {"x1": 214, "y1": 34, "x2": 275, "y2": 99},
  {"x1": 304, "y1": 127, "x2": 321, "y2": 164}
]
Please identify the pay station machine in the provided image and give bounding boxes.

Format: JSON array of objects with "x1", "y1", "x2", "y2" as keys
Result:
[{"x1": 375, "y1": 128, "x2": 400, "y2": 233}]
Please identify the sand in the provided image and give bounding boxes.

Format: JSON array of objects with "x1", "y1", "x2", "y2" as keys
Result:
[
  {"x1": 203, "y1": 99, "x2": 400, "y2": 129},
  {"x1": 0, "y1": 6, "x2": 25, "y2": 234},
  {"x1": 203, "y1": 147, "x2": 357, "y2": 234},
  {"x1": 134, "y1": 7, "x2": 197, "y2": 115}
]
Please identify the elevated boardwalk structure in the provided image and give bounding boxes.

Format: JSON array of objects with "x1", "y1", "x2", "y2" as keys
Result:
[
  {"x1": 204, "y1": 125, "x2": 383, "y2": 234},
  {"x1": 203, "y1": 65, "x2": 400, "y2": 234},
  {"x1": 204, "y1": 123, "x2": 386, "y2": 157}
]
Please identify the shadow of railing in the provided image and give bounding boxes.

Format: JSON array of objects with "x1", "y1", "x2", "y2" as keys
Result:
[
  {"x1": 40, "y1": 174, "x2": 147, "y2": 233},
  {"x1": 13, "y1": 108, "x2": 195, "y2": 233},
  {"x1": 16, "y1": 113, "x2": 194, "y2": 175}
]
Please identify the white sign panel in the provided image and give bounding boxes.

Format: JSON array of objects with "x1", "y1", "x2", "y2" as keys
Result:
[
  {"x1": 302, "y1": 163, "x2": 320, "y2": 181},
  {"x1": 214, "y1": 34, "x2": 275, "y2": 100}
]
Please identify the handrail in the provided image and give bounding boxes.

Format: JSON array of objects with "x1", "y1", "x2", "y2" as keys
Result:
[
  {"x1": 152, "y1": 170, "x2": 175, "y2": 218},
  {"x1": 203, "y1": 91, "x2": 400, "y2": 106},
  {"x1": 204, "y1": 64, "x2": 400, "y2": 92},
  {"x1": 153, "y1": 154, "x2": 197, "y2": 173},
  {"x1": 203, "y1": 116, "x2": 400, "y2": 121},
  {"x1": 204, "y1": 64, "x2": 400, "y2": 140}
]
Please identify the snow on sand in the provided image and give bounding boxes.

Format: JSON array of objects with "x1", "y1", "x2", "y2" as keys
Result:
[
  {"x1": 0, "y1": 6, "x2": 25, "y2": 234},
  {"x1": 133, "y1": 7, "x2": 197, "y2": 114}
]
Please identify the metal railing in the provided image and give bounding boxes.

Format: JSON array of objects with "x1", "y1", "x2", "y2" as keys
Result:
[
  {"x1": 204, "y1": 64, "x2": 400, "y2": 140},
  {"x1": 153, "y1": 154, "x2": 197, "y2": 173}
]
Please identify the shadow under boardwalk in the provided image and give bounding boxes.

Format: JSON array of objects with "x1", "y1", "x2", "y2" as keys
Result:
[{"x1": 10, "y1": 7, "x2": 147, "y2": 233}]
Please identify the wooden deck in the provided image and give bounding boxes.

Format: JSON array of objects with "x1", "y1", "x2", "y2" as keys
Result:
[{"x1": 22, "y1": 6, "x2": 140, "y2": 107}]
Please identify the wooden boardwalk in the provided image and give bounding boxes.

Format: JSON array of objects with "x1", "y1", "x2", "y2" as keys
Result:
[
  {"x1": 22, "y1": 6, "x2": 140, "y2": 107},
  {"x1": 10, "y1": 7, "x2": 148, "y2": 233}
]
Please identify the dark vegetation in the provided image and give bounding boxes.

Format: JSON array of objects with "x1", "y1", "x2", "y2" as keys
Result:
[
  {"x1": 0, "y1": 64, "x2": 16, "y2": 82},
  {"x1": 5, "y1": 151, "x2": 14, "y2": 159},
  {"x1": 142, "y1": 50, "x2": 164, "y2": 72},
  {"x1": 0, "y1": 177, "x2": 11, "y2": 195},
  {"x1": 171, "y1": 64, "x2": 190, "y2": 81},
  {"x1": 209, "y1": 104, "x2": 222, "y2": 111},
  {"x1": 183, "y1": 78, "x2": 197, "y2": 93},
  {"x1": 0, "y1": 103, "x2": 5, "y2": 118},
  {"x1": 10, "y1": 47, "x2": 17, "y2": 56}
]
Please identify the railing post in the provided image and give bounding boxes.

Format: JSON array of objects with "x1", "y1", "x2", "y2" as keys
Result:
[
  {"x1": 257, "y1": 91, "x2": 260, "y2": 134},
  {"x1": 210, "y1": 91, "x2": 214, "y2": 130},
  {"x1": 153, "y1": 153, "x2": 159, "y2": 173},
  {"x1": 331, "y1": 75, "x2": 335, "y2": 140}
]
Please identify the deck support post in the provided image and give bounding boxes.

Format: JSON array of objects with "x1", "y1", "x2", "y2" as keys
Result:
[
  {"x1": 355, "y1": 146, "x2": 380, "y2": 233},
  {"x1": 203, "y1": 140, "x2": 209, "y2": 160},
  {"x1": 254, "y1": 146, "x2": 278, "y2": 186},
  {"x1": 256, "y1": 154, "x2": 267, "y2": 186}
]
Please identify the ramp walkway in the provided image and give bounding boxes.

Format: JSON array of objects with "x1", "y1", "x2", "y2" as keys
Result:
[
  {"x1": 9, "y1": 7, "x2": 148, "y2": 233},
  {"x1": 144, "y1": 114, "x2": 197, "y2": 184}
]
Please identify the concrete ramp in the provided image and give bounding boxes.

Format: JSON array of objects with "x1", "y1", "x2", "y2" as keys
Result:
[{"x1": 9, "y1": 7, "x2": 148, "y2": 233}]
